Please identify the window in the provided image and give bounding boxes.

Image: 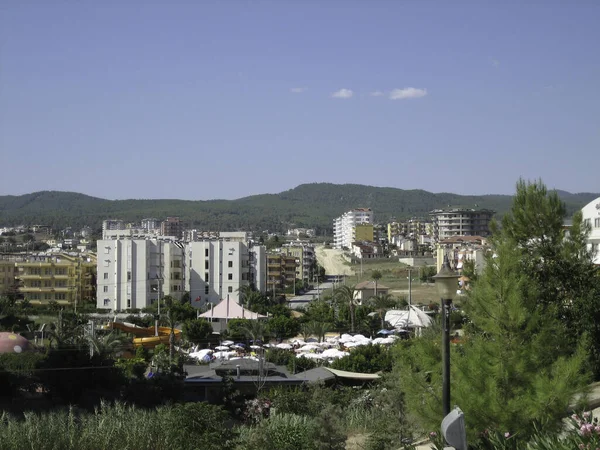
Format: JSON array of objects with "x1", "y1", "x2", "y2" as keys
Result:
[
  {"x1": 44, "y1": 293, "x2": 51, "y2": 300},
  {"x1": 228, "y1": 261, "x2": 233, "y2": 268},
  {"x1": 228, "y1": 286, "x2": 233, "y2": 293},
  {"x1": 55, "y1": 293, "x2": 66, "y2": 300},
  {"x1": 104, "y1": 298, "x2": 110, "y2": 306},
  {"x1": 127, "y1": 271, "x2": 131, "y2": 281},
  {"x1": 204, "y1": 285, "x2": 209, "y2": 295},
  {"x1": 103, "y1": 286, "x2": 108, "y2": 292},
  {"x1": 228, "y1": 273, "x2": 233, "y2": 280},
  {"x1": 205, "y1": 261, "x2": 209, "y2": 269},
  {"x1": 205, "y1": 249, "x2": 209, "y2": 257},
  {"x1": 127, "y1": 299, "x2": 131, "y2": 308},
  {"x1": 104, "y1": 273, "x2": 109, "y2": 279},
  {"x1": 585, "y1": 218, "x2": 592, "y2": 227},
  {"x1": 595, "y1": 218, "x2": 600, "y2": 228},
  {"x1": 205, "y1": 272, "x2": 209, "y2": 282},
  {"x1": 44, "y1": 268, "x2": 52, "y2": 275},
  {"x1": 104, "y1": 246, "x2": 110, "y2": 254},
  {"x1": 104, "y1": 260, "x2": 110, "y2": 267}
]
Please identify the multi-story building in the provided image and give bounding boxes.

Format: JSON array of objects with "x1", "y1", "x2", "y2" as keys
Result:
[
  {"x1": 266, "y1": 253, "x2": 297, "y2": 295},
  {"x1": 186, "y1": 240, "x2": 266, "y2": 307},
  {"x1": 160, "y1": 217, "x2": 183, "y2": 239},
  {"x1": 96, "y1": 238, "x2": 266, "y2": 311},
  {"x1": 0, "y1": 258, "x2": 18, "y2": 298},
  {"x1": 436, "y1": 236, "x2": 488, "y2": 274},
  {"x1": 582, "y1": 197, "x2": 600, "y2": 265},
  {"x1": 141, "y1": 218, "x2": 160, "y2": 231},
  {"x1": 387, "y1": 218, "x2": 429, "y2": 241},
  {"x1": 97, "y1": 239, "x2": 184, "y2": 310},
  {"x1": 280, "y1": 244, "x2": 316, "y2": 285},
  {"x1": 11, "y1": 253, "x2": 96, "y2": 307},
  {"x1": 102, "y1": 220, "x2": 125, "y2": 236},
  {"x1": 333, "y1": 208, "x2": 374, "y2": 249},
  {"x1": 429, "y1": 208, "x2": 494, "y2": 242}
]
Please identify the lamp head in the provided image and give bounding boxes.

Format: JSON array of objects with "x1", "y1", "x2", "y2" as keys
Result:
[{"x1": 433, "y1": 258, "x2": 460, "y2": 300}]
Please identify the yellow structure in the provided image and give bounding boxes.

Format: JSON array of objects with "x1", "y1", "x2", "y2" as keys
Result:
[
  {"x1": 13, "y1": 253, "x2": 97, "y2": 306},
  {"x1": 0, "y1": 260, "x2": 18, "y2": 296},
  {"x1": 266, "y1": 253, "x2": 297, "y2": 294},
  {"x1": 354, "y1": 223, "x2": 374, "y2": 243}
]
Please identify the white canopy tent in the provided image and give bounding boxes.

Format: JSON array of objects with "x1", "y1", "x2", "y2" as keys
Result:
[
  {"x1": 385, "y1": 305, "x2": 433, "y2": 330},
  {"x1": 198, "y1": 295, "x2": 268, "y2": 322}
]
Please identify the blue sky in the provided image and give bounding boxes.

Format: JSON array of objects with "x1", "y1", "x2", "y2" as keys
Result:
[{"x1": 1, "y1": 1, "x2": 599, "y2": 200}]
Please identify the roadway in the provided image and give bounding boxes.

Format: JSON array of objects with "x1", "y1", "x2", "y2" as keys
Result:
[{"x1": 287, "y1": 275, "x2": 347, "y2": 309}]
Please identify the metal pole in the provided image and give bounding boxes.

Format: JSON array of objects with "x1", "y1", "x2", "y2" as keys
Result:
[
  {"x1": 442, "y1": 297, "x2": 451, "y2": 416},
  {"x1": 408, "y1": 268, "x2": 412, "y2": 306}
]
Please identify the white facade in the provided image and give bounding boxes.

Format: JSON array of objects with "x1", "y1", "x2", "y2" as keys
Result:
[
  {"x1": 582, "y1": 197, "x2": 600, "y2": 265},
  {"x1": 97, "y1": 239, "x2": 184, "y2": 311},
  {"x1": 333, "y1": 208, "x2": 374, "y2": 249},
  {"x1": 97, "y1": 238, "x2": 266, "y2": 311}
]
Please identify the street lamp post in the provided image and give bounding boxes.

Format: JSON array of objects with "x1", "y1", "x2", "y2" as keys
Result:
[{"x1": 433, "y1": 258, "x2": 460, "y2": 417}]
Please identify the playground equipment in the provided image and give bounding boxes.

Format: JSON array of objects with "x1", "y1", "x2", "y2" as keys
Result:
[{"x1": 105, "y1": 322, "x2": 182, "y2": 349}]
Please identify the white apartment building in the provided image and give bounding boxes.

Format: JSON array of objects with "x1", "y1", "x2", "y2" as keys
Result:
[
  {"x1": 582, "y1": 197, "x2": 600, "y2": 265},
  {"x1": 97, "y1": 239, "x2": 184, "y2": 310},
  {"x1": 429, "y1": 208, "x2": 494, "y2": 242},
  {"x1": 97, "y1": 238, "x2": 266, "y2": 311},
  {"x1": 333, "y1": 208, "x2": 374, "y2": 249},
  {"x1": 186, "y1": 240, "x2": 266, "y2": 308}
]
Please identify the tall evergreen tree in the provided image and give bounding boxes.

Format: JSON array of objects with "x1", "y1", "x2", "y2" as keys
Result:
[
  {"x1": 395, "y1": 179, "x2": 595, "y2": 444},
  {"x1": 497, "y1": 179, "x2": 600, "y2": 376}
]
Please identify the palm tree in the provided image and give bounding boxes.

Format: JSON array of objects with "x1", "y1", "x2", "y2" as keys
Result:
[
  {"x1": 369, "y1": 293, "x2": 396, "y2": 329},
  {"x1": 240, "y1": 319, "x2": 267, "y2": 343},
  {"x1": 87, "y1": 331, "x2": 129, "y2": 359},
  {"x1": 307, "y1": 320, "x2": 331, "y2": 343},
  {"x1": 371, "y1": 270, "x2": 382, "y2": 297},
  {"x1": 333, "y1": 285, "x2": 358, "y2": 333}
]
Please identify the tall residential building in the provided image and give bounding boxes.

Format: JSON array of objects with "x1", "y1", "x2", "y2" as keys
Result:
[
  {"x1": 10, "y1": 253, "x2": 96, "y2": 306},
  {"x1": 281, "y1": 244, "x2": 316, "y2": 285},
  {"x1": 333, "y1": 208, "x2": 374, "y2": 249},
  {"x1": 186, "y1": 240, "x2": 266, "y2": 307},
  {"x1": 429, "y1": 208, "x2": 495, "y2": 242},
  {"x1": 266, "y1": 253, "x2": 297, "y2": 295},
  {"x1": 582, "y1": 197, "x2": 600, "y2": 265},
  {"x1": 97, "y1": 239, "x2": 183, "y2": 310},
  {"x1": 160, "y1": 217, "x2": 183, "y2": 239},
  {"x1": 96, "y1": 238, "x2": 266, "y2": 311}
]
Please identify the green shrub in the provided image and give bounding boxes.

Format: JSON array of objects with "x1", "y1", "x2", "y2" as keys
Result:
[
  {"x1": 265, "y1": 348, "x2": 293, "y2": 366},
  {"x1": 330, "y1": 344, "x2": 392, "y2": 373}
]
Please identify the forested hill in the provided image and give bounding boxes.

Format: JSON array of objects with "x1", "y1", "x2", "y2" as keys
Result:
[{"x1": 0, "y1": 183, "x2": 597, "y2": 233}]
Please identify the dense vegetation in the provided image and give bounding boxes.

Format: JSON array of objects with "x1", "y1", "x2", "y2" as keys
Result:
[{"x1": 0, "y1": 183, "x2": 596, "y2": 233}]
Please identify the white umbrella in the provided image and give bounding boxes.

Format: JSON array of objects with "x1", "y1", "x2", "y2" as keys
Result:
[
  {"x1": 215, "y1": 345, "x2": 230, "y2": 351},
  {"x1": 230, "y1": 344, "x2": 245, "y2": 350},
  {"x1": 322, "y1": 348, "x2": 349, "y2": 358},
  {"x1": 250, "y1": 345, "x2": 262, "y2": 350},
  {"x1": 297, "y1": 344, "x2": 320, "y2": 352},
  {"x1": 326, "y1": 337, "x2": 339, "y2": 344},
  {"x1": 318, "y1": 341, "x2": 334, "y2": 348},
  {"x1": 221, "y1": 340, "x2": 234, "y2": 346},
  {"x1": 276, "y1": 343, "x2": 293, "y2": 350},
  {"x1": 213, "y1": 351, "x2": 235, "y2": 359},
  {"x1": 291, "y1": 339, "x2": 305, "y2": 345},
  {"x1": 306, "y1": 337, "x2": 318, "y2": 343},
  {"x1": 339, "y1": 333, "x2": 354, "y2": 343}
]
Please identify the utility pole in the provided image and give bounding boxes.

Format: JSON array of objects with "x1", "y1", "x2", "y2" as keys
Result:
[{"x1": 408, "y1": 268, "x2": 412, "y2": 307}]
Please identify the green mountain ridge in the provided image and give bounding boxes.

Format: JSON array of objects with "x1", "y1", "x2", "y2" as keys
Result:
[{"x1": 0, "y1": 183, "x2": 597, "y2": 234}]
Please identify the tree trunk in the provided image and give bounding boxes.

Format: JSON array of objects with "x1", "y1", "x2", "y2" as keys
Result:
[{"x1": 350, "y1": 303, "x2": 355, "y2": 333}]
